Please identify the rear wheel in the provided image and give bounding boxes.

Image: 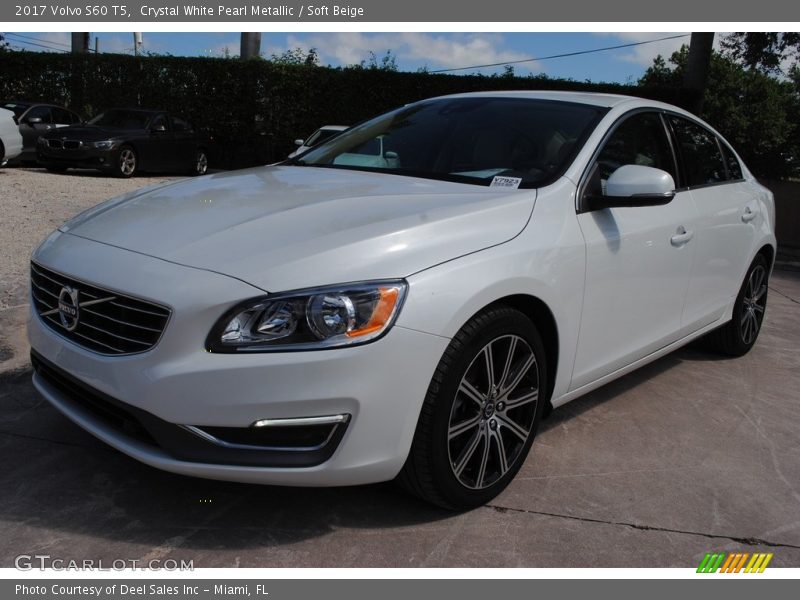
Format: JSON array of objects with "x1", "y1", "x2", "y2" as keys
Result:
[
  {"x1": 398, "y1": 306, "x2": 547, "y2": 510},
  {"x1": 192, "y1": 149, "x2": 208, "y2": 176},
  {"x1": 706, "y1": 254, "x2": 769, "y2": 356},
  {"x1": 116, "y1": 145, "x2": 137, "y2": 178}
]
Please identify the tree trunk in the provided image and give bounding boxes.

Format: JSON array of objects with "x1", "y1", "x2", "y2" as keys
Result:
[
  {"x1": 240, "y1": 33, "x2": 262, "y2": 59},
  {"x1": 684, "y1": 33, "x2": 715, "y2": 114}
]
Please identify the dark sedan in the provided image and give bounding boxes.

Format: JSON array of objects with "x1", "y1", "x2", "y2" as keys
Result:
[
  {"x1": 1, "y1": 101, "x2": 82, "y2": 163},
  {"x1": 37, "y1": 108, "x2": 209, "y2": 177}
]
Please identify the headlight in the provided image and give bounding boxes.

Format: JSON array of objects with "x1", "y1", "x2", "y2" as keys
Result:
[
  {"x1": 90, "y1": 140, "x2": 114, "y2": 149},
  {"x1": 207, "y1": 281, "x2": 407, "y2": 352}
]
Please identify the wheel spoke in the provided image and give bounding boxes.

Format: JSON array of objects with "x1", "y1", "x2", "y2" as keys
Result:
[
  {"x1": 482, "y1": 344, "x2": 496, "y2": 391},
  {"x1": 453, "y1": 429, "x2": 484, "y2": 477},
  {"x1": 753, "y1": 303, "x2": 764, "y2": 315},
  {"x1": 458, "y1": 379, "x2": 485, "y2": 409},
  {"x1": 448, "y1": 414, "x2": 481, "y2": 441},
  {"x1": 475, "y1": 433, "x2": 491, "y2": 488},
  {"x1": 753, "y1": 284, "x2": 767, "y2": 303},
  {"x1": 492, "y1": 430, "x2": 509, "y2": 476},
  {"x1": 500, "y1": 353, "x2": 535, "y2": 398},
  {"x1": 504, "y1": 389, "x2": 538, "y2": 410},
  {"x1": 497, "y1": 337, "x2": 518, "y2": 392},
  {"x1": 497, "y1": 414, "x2": 530, "y2": 442}
]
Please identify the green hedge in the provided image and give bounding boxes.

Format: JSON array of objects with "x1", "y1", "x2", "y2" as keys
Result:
[{"x1": 0, "y1": 52, "x2": 695, "y2": 169}]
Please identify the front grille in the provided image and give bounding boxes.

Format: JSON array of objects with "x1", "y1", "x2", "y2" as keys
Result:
[
  {"x1": 31, "y1": 262, "x2": 171, "y2": 355},
  {"x1": 63, "y1": 140, "x2": 82, "y2": 149},
  {"x1": 47, "y1": 139, "x2": 62, "y2": 149}
]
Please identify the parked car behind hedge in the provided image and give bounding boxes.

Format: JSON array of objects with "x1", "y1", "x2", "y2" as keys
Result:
[{"x1": 37, "y1": 108, "x2": 210, "y2": 177}]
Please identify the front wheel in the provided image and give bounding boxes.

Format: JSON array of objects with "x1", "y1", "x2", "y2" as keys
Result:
[
  {"x1": 706, "y1": 253, "x2": 769, "y2": 356},
  {"x1": 116, "y1": 145, "x2": 137, "y2": 178},
  {"x1": 397, "y1": 306, "x2": 547, "y2": 510}
]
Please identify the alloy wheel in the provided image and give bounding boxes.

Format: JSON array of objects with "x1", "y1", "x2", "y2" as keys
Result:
[
  {"x1": 119, "y1": 148, "x2": 136, "y2": 176},
  {"x1": 196, "y1": 151, "x2": 208, "y2": 175},
  {"x1": 447, "y1": 334, "x2": 539, "y2": 490},
  {"x1": 741, "y1": 264, "x2": 767, "y2": 345}
]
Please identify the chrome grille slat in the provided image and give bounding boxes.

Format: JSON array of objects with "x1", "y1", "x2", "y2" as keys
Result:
[
  {"x1": 108, "y1": 300, "x2": 169, "y2": 317},
  {"x1": 30, "y1": 262, "x2": 171, "y2": 356},
  {"x1": 31, "y1": 289, "x2": 56, "y2": 310},
  {"x1": 80, "y1": 307, "x2": 162, "y2": 333},
  {"x1": 78, "y1": 320, "x2": 153, "y2": 346}
]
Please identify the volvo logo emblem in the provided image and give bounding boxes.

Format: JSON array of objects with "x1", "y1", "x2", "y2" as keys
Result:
[{"x1": 58, "y1": 286, "x2": 80, "y2": 331}]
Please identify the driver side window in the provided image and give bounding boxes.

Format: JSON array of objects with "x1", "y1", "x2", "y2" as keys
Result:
[{"x1": 587, "y1": 112, "x2": 676, "y2": 196}]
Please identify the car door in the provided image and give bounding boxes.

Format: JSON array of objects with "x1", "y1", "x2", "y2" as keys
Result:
[
  {"x1": 19, "y1": 105, "x2": 53, "y2": 154},
  {"x1": 571, "y1": 111, "x2": 697, "y2": 390},
  {"x1": 170, "y1": 116, "x2": 197, "y2": 171},
  {"x1": 666, "y1": 116, "x2": 757, "y2": 333},
  {"x1": 141, "y1": 113, "x2": 172, "y2": 171}
]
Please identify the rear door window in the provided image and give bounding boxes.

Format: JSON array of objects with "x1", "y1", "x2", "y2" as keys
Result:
[{"x1": 669, "y1": 116, "x2": 726, "y2": 187}]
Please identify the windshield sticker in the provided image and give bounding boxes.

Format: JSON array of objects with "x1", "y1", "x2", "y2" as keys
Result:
[{"x1": 490, "y1": 176, "x2": 523, "y2": 189}]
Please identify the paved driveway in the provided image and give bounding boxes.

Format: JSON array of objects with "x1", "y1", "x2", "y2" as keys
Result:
[{"x1": 1, "y1": 269, "x2": 797, "y2": 568}]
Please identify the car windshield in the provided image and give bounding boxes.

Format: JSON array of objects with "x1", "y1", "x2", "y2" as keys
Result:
[
  {"x1": 296, "y1": 98, "x2": 606, "y2": 187},
  {"x1": 2, "y1": 102, "x2": 31, "y2": 118},
  {"x1": 304, "y1": 128, "x2": 344, "y2": 148},
  {"x1": 88, "y1": 109, "x2": 153, "y2": 130}
]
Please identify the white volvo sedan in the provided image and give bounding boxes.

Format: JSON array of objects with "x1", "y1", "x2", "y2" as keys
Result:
[{"x1": 29, "y1": 92, "x2": 776, "y2": 509}]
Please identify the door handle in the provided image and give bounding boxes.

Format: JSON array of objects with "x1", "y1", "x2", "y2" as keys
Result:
[
  {"x1": 742, "y1": 206, "x2": 757, "y2": 223},
  {"x1": 670, "y1": 226, "x2": 694, "y2": 247}
]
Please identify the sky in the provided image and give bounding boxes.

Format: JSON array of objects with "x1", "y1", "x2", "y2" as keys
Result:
[{"x1": 1, "y1": 32, "x2": 704, "y2": 83}]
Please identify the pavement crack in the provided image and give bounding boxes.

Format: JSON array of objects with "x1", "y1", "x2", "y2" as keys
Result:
[
  {"x1": 769, "y1": 285, "x2": 800, "y2": 305},
  {"x1": 485, "y1": 504, "x2": 800, "y2": 549},
  {"x1": 0, "y1": 428, "x2": 109, "y2": 452}
]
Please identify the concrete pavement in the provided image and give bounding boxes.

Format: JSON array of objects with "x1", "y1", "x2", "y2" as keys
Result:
[{"x1": 0, "y1": 270, "x2": 798, "y2": 568}]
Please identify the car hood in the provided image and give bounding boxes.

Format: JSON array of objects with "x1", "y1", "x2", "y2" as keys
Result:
[
  {"x1": 43, "y1": 125, "x2": 142, "y2": 140},
  {"x1": 60, "y1": 166, "x2": 536, "y2": 292}
]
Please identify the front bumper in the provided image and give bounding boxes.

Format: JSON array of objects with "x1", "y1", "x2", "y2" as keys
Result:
[
  {"x1": 28, "y1": 233, "x2": 449, "y2": 486},
  {"x1": 37, "y1": 146, "x2": 116, "y2": 170}
]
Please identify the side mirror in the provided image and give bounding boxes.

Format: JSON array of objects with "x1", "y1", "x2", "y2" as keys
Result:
[
  {"x1": 585, "y1": 165, "x2": 675, "y2": 210},
  {"x1": 151, "y1": 124, "x2": 167, "y2": 133},
  {"x1": 26, "y1": 117, "x2": 43, "y2": 125},
  {"x1": 294, "y1": 139, "x2": 304, "y2": 147}
]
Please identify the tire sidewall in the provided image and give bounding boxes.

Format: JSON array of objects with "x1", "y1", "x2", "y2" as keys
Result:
[{"x1": 427, "y1": 309, "x2": 547, "y2": 509}]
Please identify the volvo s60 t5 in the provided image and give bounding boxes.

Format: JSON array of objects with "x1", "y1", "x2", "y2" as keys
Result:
[{"x1": 28, "y1": 92, "x2": 775, "y2": 508}]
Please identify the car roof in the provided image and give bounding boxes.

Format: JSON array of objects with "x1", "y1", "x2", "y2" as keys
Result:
[
  {"x1": 3, "y1": 101, "x2": 72, "y2": 109},
  {"x1": 428, "y1": 90, "x2": 662, "y2": 109},
  {"x1": 320, "y1": 125, "x2": 348, "y2": 130}
]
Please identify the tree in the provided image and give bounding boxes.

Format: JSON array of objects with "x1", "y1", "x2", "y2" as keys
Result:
[
  {"x1": 0, "y1": 33, "x2": 10, "y2": 52},
  {"x1": 270, "y1": 47, "x2": 319, "y2": 66},
  {"x1": 640, "y1": 47, "x2": 800, "y2": 179},
  {"x1": 359, "y1": 50, "x2": 398, "y2": 71},
  {"x1": 722, "y1": 33, "x2": 800, "y2": 73}
]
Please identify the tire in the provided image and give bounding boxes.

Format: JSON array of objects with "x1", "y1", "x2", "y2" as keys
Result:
[
  {"x1": 116, "y1": 145, "x2": 137, "y2": 178},
  {"x1": 397, "y1": 306, "x2": 548, "y2": 510},
  {"x1": 706, "y1": 253, "x2": 769, "y2": 357},
  {"x1": 192, "y1": 149, "x2": 209, "y2": 176}
]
